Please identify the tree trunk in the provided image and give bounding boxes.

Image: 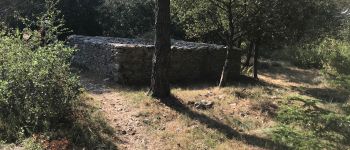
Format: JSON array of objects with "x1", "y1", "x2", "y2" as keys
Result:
[
  {"x1": 149, "y1": 0, "x2": 171, "y2": 98},
  {"x1": 243, "y1": 42, "x2": 254, "y2": 70},
  {"x1": 219, "y1": 4, "x2": 235, "y2": 88},
  {"x1": 253, "y1": 41, "x2": 260, "y2": 79},
  {"x1": 219, "y1": 45, "x2": 234, "y2": 87}
]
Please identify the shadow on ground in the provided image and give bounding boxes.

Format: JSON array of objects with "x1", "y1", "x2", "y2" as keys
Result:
[
  {"x1": 77, "y1": 65, "x2": 350, "y2": 149},
  {"x1": 291, "y1": 86, "x2": 350, "y2": 103},
  {"x1": 79, "y1": 68, "x2": 278, "y2": 91},
  {"x1": 79, "y1": 73, "x2": 289, "y2": 149},
  {"x1": 260, "y1": 65, "x2": 322, "y2": 86},
  {"x1": 159, "y1": 95, "x2": 291, "y2": 150},
  {"x1": 59, "y1": 98, "x2": 119, "y2": 149}
]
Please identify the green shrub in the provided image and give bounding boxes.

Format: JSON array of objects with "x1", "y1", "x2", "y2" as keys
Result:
[
  {"x1": 0, "y1": 32, "x2": 80, "y2": 141},
  {"x1": 321, "y1": 39, "x2": 350, "y2": 75},
  {"x1": 323, "y1": 71, "x2": 350, "y2": 90},
  {"x1": 23, "y1": 138, "x2": 44, "y2": 150},
  {"x1": 288, "y1": 38, "x2": 350, "y2": 75},
  {"x1": 288, "y1": 44, "x2": 325, "y2": 69},
  {"x1": 273, "y1": 99, "x2": 350, "y2": 149},
  {"x1": 271, "y1": 125, "x2": 328, "y2": 150},
  {"x1": 0, "y1": 0, "x2": 81, "y2": 143}
]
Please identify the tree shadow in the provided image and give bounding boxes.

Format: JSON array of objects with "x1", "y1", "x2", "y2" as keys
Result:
[
  {"x1": 170, "y1": 75, "x2": 283, "y2": 91},
  {"x1": 56, "y1": 99, "x2": 120, "y2": 150},
  {"x1": 260, "y1": 65, "x2": 322, "y2": 86},
  {"x1": 77, "y1": 74, "x2": 295, "y2": 149},
  {"x1": 228, "y1": 75, "x2": 284, "y2": 88},
  {"x1": 292, "y1": 86, "x2": 350, "y2": 103},
  {"x1": 79, "y1": 69, "x2": 283, "y2": 94},
  {"x1": 159, "y1": 95, "x2": 291, "y2": 150}
]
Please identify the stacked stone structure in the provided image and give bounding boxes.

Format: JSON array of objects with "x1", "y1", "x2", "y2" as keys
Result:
[{"x1": 68, "y1": 35, "x2": 241, "y2": 84}]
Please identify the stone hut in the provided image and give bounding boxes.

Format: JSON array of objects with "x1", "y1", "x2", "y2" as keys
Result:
[{"x1": 68, "y1": 35, "x2": 241, "y2": 84}]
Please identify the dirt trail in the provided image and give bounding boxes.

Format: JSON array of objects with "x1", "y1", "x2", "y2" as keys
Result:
[
  {"x1": 260, "y1": 66, "x2": 325, "y2": 88},
  {"x1": 81, "y1": 78, "x2": 151, "y2": 150}
]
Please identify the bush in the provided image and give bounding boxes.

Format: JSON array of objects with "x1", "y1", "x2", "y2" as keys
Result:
[
  {"x1": 288, "y1": 44, "x2": 325, "y2": 69},
  {"x1": 0, "y1": 1, "x2": 80, "y2": 141},
  {"x1": 288, "y1": 38, "x2": 350, "y2": 75},
  {"x1": 97, "y1": 0, "x2": 155, "y2": 38},
  {"x1": 273, "y1": 98, "x2": 350, "y2": 149},
  {"x1": 320, "y1": 39, "x2": 350, "y2": 75},
  {"x1": 324, "y1": 72, "x2": 350, "y2": 90},
  {"x1": 0, "y1": 30, "x2": 80, "y2": 141}
]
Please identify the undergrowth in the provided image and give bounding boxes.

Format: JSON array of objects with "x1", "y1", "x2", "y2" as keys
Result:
[{"x1": 270, "y1": 94, "x2": 350, "y2": 149}]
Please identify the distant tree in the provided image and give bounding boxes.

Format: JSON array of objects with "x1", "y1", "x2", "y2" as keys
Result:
[
  {"x1": 59, "y1": 0, "x2": 103, "y2": 36},
  {"x1": 172, "y1": 0, "x2": 345, "y2": 80},
  {"x1": 149, "y1": 0, "x2": 171, "y2": 98},
  {"x1": 0, "y1": 0, "x2": 102, "y2": 36},
  {"x1": 0, "y1": 0, "x2": 46, "y2": 28},
  {"x1": 172, "y1": 0, "x2": 247, "y2": 86},
  {"x1": 97, "y1": 0, "x2": 155, "y2": 38},
  {"x1": 0, "y1": 0, "x2": 176, "y2": 38},
  {"x1": 235, "y1": 0, "x2": 344, "y2": 78},
  {"x1": 338, "y1": 1, "x2": 350, "y2": 40}
]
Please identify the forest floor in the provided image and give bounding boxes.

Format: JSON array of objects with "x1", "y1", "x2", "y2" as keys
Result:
[
  {"x1": 3, "y1": 61, "x2": 348, "y2": 150},
  {"x1": 75, "y1": 61, "x2": 349, "y2": 150}
]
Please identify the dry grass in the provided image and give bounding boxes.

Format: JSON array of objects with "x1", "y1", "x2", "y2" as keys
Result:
[{"x1": 75, "y1": 62, "x2": 349, "y2": 150}]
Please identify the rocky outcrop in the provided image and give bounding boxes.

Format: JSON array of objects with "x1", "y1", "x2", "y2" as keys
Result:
[{"x1": 68, "y1": 35, "x2": 241, "y2": 84}]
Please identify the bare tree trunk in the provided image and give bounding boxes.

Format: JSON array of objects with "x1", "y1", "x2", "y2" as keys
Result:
[
  {"x1": 253, "y1": 41, "x2": 260, "y2": 79},
  {"x1": 243, "y1": 42, "x2": 254, "y2": 70},
  {"x1": 219, "y1": 3, "x2": 235, "y2": 88},
  {"x1": 219, "y1": 44, "x2": 235, "y2": 87},
  {"x1": 149, "y1": 0, "x2": 171, "y2": 98}
]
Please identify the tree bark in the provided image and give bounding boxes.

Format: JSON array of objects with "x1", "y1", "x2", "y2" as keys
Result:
[
  {"x1": 219, "y1": 3, "x2": 235, "y2": 88},
  {"x1": 253, "y1": 41, "x2": 260, "y2": 79},
  {"x1": 219, "y1": 44, "x2": 235, "y2": 87},
  {"x1": 243, "y1": 42, "x2": 254, "y2": 70},
  {"x1": 149, "y1": 0, "x2": 171, "y2": 98}
]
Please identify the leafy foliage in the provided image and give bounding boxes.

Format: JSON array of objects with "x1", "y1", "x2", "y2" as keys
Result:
[
  {"x1": 97, "y1": 0, "x2": 155, "y2": 38},
  {"x1": 0, "y1": 2, "x2": 80, "y2": 141},
  {"x1": 0, "y1": 0, "x2": 155, "y2": 38},
  {"x1": 288, "y1": 38, "x2": 350, "y2": 75},
  {"x1": 171, "y1": 0, "x2": 344, "y2": 44},
  {"x1": 58, "y1": 0, "x2": 103, "y2": 35},
  {"x1": 0, "y1": 32, "x2": 80, "y2": 141}
]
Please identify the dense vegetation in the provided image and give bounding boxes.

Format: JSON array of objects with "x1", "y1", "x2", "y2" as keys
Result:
[
  {"x1": 0, "y1": 1, "x2": 80, "y2": 142},
  {"x1": 0, "y1": 0, "x2": 349, "y2": 149},
  {"x1": 0, "y1": 30, "x2": 79, "y2": 140},
  {"x1": 3, "y1": 0, "x2": 348, "y2": 79}
]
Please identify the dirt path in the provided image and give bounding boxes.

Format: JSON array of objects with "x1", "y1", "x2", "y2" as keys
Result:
[{"x1": 81, "y1": 78, "x2": 151, "y2": 150}]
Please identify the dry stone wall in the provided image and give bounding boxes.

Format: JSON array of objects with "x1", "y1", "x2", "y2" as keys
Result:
[{"x1": 68, "y1": 35, "x2": 241, "y2": 84}]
